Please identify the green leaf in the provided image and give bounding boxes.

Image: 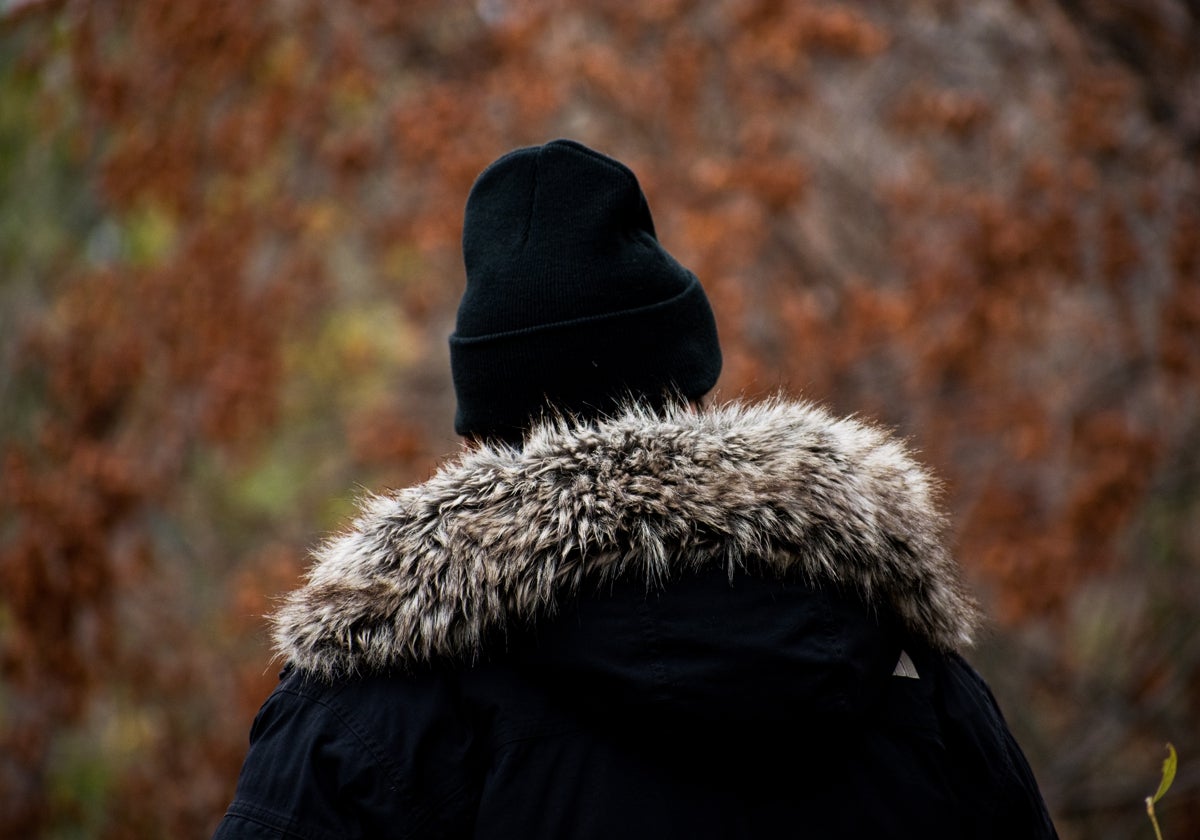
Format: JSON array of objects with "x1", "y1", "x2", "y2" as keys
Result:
[{"x1": 1152, "y1": 743, "x2": 1177, "y2": 805}]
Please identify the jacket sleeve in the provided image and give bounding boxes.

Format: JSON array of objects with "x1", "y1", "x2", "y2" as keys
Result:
[
  {"x1": 935, "y1": 652, "x2": 1059, "y2": 840},
  {"x1": 212, "y1": 669, "x2": 480, "y2": 840}
]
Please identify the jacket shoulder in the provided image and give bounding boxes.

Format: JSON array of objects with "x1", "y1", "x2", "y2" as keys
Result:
[
  {"x1": 213, "y1": 669, "x2": 480, "y2": 839},
  {"x1": 920, "y1": 651, "x2": 1059, "y2": 839}
]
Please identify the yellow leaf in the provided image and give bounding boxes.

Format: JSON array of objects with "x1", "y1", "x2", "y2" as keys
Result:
[{"x1": 1152, "y1": 743, "x2": 1177, "y2": 805}]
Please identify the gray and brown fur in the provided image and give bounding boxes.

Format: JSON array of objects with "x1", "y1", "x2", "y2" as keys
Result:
[{"x1": 273, "y1": 399, "x2": 980, "y2": 678}]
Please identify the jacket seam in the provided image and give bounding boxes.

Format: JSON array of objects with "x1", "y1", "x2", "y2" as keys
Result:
[
  {"x1": 222, "y1": 800, "x2": 345, "y2": 840},
  {"x1": 636, "y1": 585, "x2": 673, "y2": 705},
  {"x1": 817, "y1": 582, "x2": 853, "y2": 718},
  {"x1": 275, "y1": 685, "x2": 429, "y2": 827}
]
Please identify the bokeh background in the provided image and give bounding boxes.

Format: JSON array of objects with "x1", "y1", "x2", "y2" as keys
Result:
[{"x1": 2, "y1": 0, "x2": 1198, "y2": 836}]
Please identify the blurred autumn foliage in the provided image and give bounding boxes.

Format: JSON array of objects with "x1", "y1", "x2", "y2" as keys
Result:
[{"x1": 1, "y1": 0, "x2": 1198, "y2": 836}]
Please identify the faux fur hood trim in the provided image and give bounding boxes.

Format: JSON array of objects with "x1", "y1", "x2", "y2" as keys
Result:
[{"x1": 273, "y1": 399, "x2": 979, "y2": 677}]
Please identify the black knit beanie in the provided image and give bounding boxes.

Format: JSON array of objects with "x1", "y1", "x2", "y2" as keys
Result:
[{"x1": 450, "y1": 139, "x2": 722, "y2": 443}]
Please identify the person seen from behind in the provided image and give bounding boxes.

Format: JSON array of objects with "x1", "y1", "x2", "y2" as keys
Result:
[{"x1": 213, "y1": 138, "x2": 1059, "y2": 839}]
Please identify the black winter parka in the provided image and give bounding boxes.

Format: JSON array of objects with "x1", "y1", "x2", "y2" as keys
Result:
[{"x1": 214, "y1": 400, "x2": 1058, "y2": 839}]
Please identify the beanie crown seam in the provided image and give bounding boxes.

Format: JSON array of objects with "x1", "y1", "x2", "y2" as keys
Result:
[
  {"x1": 545, "y1": 138, "x2": 640, "y2": 190},
  {"x1": 518, "y1": 151, "x2": 539, "y2": 252}
]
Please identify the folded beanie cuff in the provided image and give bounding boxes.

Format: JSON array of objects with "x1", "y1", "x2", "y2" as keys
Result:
[{"x1": 450, "y1": 272, "x2": 721, "y2": 439}]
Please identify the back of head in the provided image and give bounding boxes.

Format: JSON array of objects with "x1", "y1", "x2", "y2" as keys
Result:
[{"x1": 450, "y1": 139, "x2": 722, "y2": 444}]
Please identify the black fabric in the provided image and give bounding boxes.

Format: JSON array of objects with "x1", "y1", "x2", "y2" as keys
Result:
[
  {"x1": 215, "y1": 669, "x2": 479, "y2": 840},
  {"x1": 450, "y1": 140, "x2": 722, "y2": 442},
  {"x1": 213, "y1": 570, "x2": 1058, "y2": 839}
]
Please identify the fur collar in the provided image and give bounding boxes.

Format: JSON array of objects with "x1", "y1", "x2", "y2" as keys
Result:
[{"x1": 273, "y1": 399, "x2": 979, "y2": 677}]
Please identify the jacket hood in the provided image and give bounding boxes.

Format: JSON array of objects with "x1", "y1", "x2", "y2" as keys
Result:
[
  {"x1": 274, "y1": 399, "x2": 978, "y2": 680},
  {"x1": 273, "y1": 399, "x2": 978, "y2": 679}
]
